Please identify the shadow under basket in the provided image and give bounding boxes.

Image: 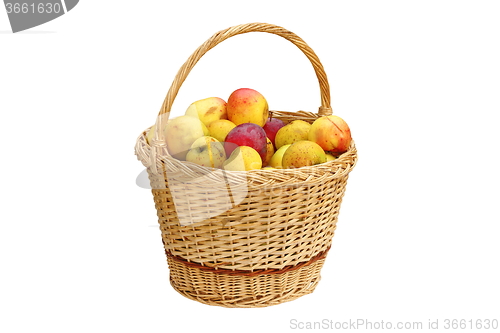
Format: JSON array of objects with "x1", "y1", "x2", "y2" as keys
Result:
[{"x1": 134, "y1": 23, "x2": 357, "y2": 308}]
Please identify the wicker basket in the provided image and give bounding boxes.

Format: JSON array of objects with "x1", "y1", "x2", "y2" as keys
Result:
[{"x1": 135, "y1": 23, "x2": 357, "y2": 308}]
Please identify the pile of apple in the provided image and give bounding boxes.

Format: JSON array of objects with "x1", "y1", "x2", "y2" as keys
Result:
[{"x1": 147, "y1": 88, "x2": 351, "y2": 171}]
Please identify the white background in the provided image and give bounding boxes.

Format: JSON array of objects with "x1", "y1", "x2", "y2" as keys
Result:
[{"x1": 1, "y1": 1, "x2": 499, "y2": 332}]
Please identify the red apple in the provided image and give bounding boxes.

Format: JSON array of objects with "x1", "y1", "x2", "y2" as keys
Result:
[
  {"x1": 227, "y1": 88, "x2": 269, "y2": 127},
  {"x1": 263, "y1": 117, "x2": 285, "y2": 148},
  {"x1": 308, "y1": 115, "x2": 352, "y2": 154},
  {"x1": 224, "y1": 123, "x2": 267, "y2": 162}
]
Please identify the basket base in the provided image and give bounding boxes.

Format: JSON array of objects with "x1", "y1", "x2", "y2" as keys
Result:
[{"x1": 167, "y1": 254, "x2": 326, "y2": 308}]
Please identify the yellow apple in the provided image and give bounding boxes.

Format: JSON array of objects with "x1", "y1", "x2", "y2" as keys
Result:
[
  {"x1": 165, "y1": 115, "x2": 209, "y2": 160},
  {"x1": 226, "y1": 88, "x2": 269, "y2": 127},
  {"x1": 207, "y1": 119, "x2": 236, "y2": 142},
  {"x1": 145, "y1": 124, "x2": 156, "y2": 145},
  {"x1": 186, "y1": 136, "x2": 226, "y2": 168},
  {"x1": 145, "y1": 114, "x2": 170, "y2": 146},
  {"x1": 308, "y1": 115, "x2": 352, "y2": 154},
  {"x1": 185, "y1": 97, "x2": 227, "y2": 127},
  {"x1": 325, "y1": 152, "x2": 337, "y2": 162},
  {"x1": 282, "y1": 141, "x2": 327, "y2": 169},
  {"x1": 262, "y1": 137, "x2": 274, "y2": 167},
  {"x1": 274, "y1": 120, "x2": 311, "y2": 149},
  {"x1": 268, "y1": 144, "x2": 291, "y2": 169},
  {"x1": 223, "y1": 146, "x2": 262, "y2": 171}
]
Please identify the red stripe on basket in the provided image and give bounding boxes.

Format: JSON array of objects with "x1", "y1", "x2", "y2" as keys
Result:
[{"x1": 165, "y1": 247, "x2": 330, "y2": 277}]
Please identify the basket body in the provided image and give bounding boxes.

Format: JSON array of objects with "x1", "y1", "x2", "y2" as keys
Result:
[
  {"x1": 135, "y1": 23, "x2": 357, "y2": 307},
  {"x1": 136, "y1": 110, "x2": 357, "y2": 307}
]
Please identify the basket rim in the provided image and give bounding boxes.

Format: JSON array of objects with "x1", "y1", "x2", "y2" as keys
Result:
[{"x1": 135, "y1": 112, "x2": 357, "y2": 188}]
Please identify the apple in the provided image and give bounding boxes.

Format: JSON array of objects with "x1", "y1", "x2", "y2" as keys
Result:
[
  {"x1": 186, "y1": 136, "x2": 226, "y2": 169},
  {"x1": 207, "y1": 119, "x2": 236, "y2": 142},
  {"x1": 308, "y1": 115, "x2": 352, "y2": 154},
  {"x1": 145, "y1": 124, "x2": 156, "y2": 145},
  {"x1": 226, "y1": 88, "x2": 269, "y2": 127},
  {"x1": 263, "y1": 117, "x2": 285, "y2": 148},
  {"x1": 223, "y1": 146, "x2": 262, "y2": 171},
  {"x1": 325, "y1": 152, "x2": 337, "y2": 162},
  {"x1": 274, "y1": 120, "x2": 311, "y2": 149},
  {"x1": 268, "y1": 144, "x2": 291, "y2": 169},
  {"x1": 282, "y1": 140, "x2": 327, "y2": 169},
  {"x1": 165, "y1": 115, "x2": 209, "y2": 160},
  {"x1": 224, "y1": 123, "x2": 267, "y2": 162},
  {"x1": 262, "y1": 137, "x2": 274, "y2": 167},
  {"x1": 185, "y1": 97, "x2": 227, "y2": 127},
  {"x1": 145, "y1": 114, "x2": 170, "y2": 146}
]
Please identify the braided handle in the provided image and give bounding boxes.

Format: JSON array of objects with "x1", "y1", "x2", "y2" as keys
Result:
[{"x1": 157, "y1": 23, "x2": 332, "y2": 122}]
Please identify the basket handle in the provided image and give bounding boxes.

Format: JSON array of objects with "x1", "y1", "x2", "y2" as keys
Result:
[
  {"x1": 148, "y1": 23, "x2": 333, "y2": 173},
  {"x1": 155, "y1": 22, "x2": 332, "y2": 132}
]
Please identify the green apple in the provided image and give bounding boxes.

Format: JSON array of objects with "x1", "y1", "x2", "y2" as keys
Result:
[
  {"x1": 186, "y1": 136, "x2": 226, "y2": 168},
  {"x1": 268, "y1": 144, "x2": 291, "y2": 169}
]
